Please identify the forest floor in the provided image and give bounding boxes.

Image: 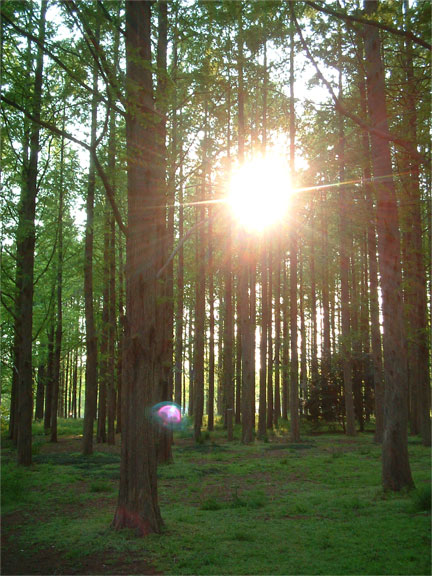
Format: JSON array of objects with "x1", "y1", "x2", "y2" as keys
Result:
[{"x1": 1, "y1": 418, "x2": 431, "y2": 575}]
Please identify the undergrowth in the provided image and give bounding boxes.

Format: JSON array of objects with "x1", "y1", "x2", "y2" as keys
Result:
[{"x1": 1, "y1": 418, "x2": 431, "y2": 575}]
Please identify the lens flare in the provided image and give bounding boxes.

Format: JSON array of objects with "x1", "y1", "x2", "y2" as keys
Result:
[
  {"x1": 227, "y1": 151, "x2": 292, "y2": 233},
  {"x1": 152, "y1": 402, "x2": 182, "y2": 429}
]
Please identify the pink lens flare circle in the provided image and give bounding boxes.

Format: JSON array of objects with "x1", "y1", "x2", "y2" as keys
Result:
[{"x1": 153, "y1": 402, "x2": 182, "y2": 429}]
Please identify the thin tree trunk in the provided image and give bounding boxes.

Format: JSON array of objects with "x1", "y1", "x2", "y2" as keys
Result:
[
  {"x1": 223, "y1": 223, "x2": 234, "y2": 440},
  {"x1": 208, "y1": 205, "x2": 215, "y2": 431},
  {"x1": 258, "y1": 242, "x2": 268, "y2": 439},
  {"x1": 359, "y1": 70, "x2": 384, "y2": 443},
  {"x1": 78, "y1": 355, "x2": 82, "y2": 419},
  {"x1": 267, "y1": 246, "x2": 273, "y2": 430},
  {"x1": 107, "y1": 16, "x2": 119, "y2": 443},
  {"x1": 274, "y1": 238, "x2": 281, "y2": 426},
  {"x1": 82, "y1": 26, "x2": 100, "y2": 456},
  {"x1": 310, "y1": 241, "x2": 318, "y2": 386},
  {"x1": 299, "y1": 255, "x2": 307, "y2": 416},
  {"x1": 44, "y1": 321, "x2": 55, "y2": 432},
  {"x1": 35, "y1": 363, "x2": 45, "y2": 421},
  {"x1": 282, "y1": 259, "x2": 289, "y2": 420},
  {"x1": 155, "y1": 0, "x2": 173, "y2": 463},
  {"x1": 351, "y1": 245, "x2": 364, "y2": 431},
  {"x1": 97, "y1": 208, "x2": 109, "y2": 444},
  {"x1": 235, "y1": 293, "x2": 242, "y2": 425},
  {"x1": 51, "y1": 106, "x2": 66, "y2": 443},
  {"x1": 193, "y1": 197, "x2": 205, "y2": 442},
  {"x1": 72, "y1": 351, "x2": 78, "y2": 419},
  {"x1": 337, "y1": 47, "x2": 356, "y2": 437},
  {"x1": 289, "y1": 2, "x2": 299, "y2": 442},
  {"x1": 116, "y1": 228, "x2": 124, "y2": 433}
]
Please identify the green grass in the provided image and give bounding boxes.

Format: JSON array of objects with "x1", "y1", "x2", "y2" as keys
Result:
[{"x1": 1, "y1": 418, "x2": 431, "y2": 575}]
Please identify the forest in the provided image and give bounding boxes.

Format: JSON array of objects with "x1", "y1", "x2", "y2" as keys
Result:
[{"x1": 1, "y1": 0, "x2": 431, "y2": 574}]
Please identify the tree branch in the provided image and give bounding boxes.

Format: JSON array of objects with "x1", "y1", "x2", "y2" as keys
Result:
[
  {"x1": 293, "y1": 14, "x2": 429, "y2": 167},
  {"x1": 0, "y1": 10, "x2": 125, "y2": 116},
  {"x1": 1, "y1": 95, "x2": 128, "y2": 235},
  {"x1": 62, "y1": 0, "x2": 127, "y2": 112},
  {"x1": 304, "y1": 0, "x2": 431, "y2": 51}
]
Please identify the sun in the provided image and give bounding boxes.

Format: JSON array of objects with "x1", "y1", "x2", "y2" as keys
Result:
[{"x1": 227, "y1": 151, "x2": 292, "y2": 233}]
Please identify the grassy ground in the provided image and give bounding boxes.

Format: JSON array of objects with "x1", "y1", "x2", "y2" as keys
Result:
[{"x1": 1, "y1": 418, "x2": 430, "y2": 575}]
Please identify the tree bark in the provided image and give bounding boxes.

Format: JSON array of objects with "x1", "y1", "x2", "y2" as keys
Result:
[
  {"x1": 35, "y1": 363, "x2": 45, "y2": 421},
  {"x1": 267, "y1": 245, "x2": 273, "y2": 430},
  {"x1": 289, "y1": 2, "x2": 299, "y2": 442},
  {"x1": 401, "y1": 0, "x2": 430, "y2": 447},
  {"x1": 107, "y1": 14, "x2": 120, "y2": 443},
  {"x1": 82, "y1": 25, "x2": 100, "y2": 456},
  {"x1": 258, "y1": 242, "x2": 268, "y2": 439},
  {"x1": 51, "y1": 106, "x2": 66, "y2": 443},
  {"x1": 16, "y1": 0, "x2": 47, "y2": 465},
  {"x1": 358, "y1": 68, "x2": 384, "y2": 442},
  {"x1": 44, "y1": 321, "x2": 54, "y2": 432},
  {"x1": 208, "y1": 205, "x2": 215, "y2": 431},
  {"x1": 193, "y1": 196, "x2": 206, "y2": 442},
  {"x1": 113, "y1": 0, "x2": 163, "y2": 535},
  {"x1": 363, "y1": 0, "x2": 414, "y2": 491},
  {"x1": 337, "y1": 34, "x2": 356, "y2": 437}
]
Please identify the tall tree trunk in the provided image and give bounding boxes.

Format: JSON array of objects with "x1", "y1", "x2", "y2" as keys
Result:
[
  {"x1": 72, "y1": 351, "x2": 78, "y2": 419},
  {"x1": 235, "y1": 293, "x2": 242, "y2": 425},
  {"x1": 358, "y1": 69, "x2": 384, "y2": 443},
  {"x1": 363, "y1": 0, "x2": 414, "y2": 491},
  {"x1": 113, "y1": 0, "x2": 163, "y2": 535},
  {"x1": 223, "y1": 222, "x2": 234, "y2": 440},
  {"x1": 320, "y1": 190, "x2": 332, "y2": 388},
  {"x1": 208, "y1": 205, "x2": 215, "y2": 431},
  {"x1": 351, "y1": 244, "x2": 364, "y2": 431},
  {"x1": 107, "y1": 14, "x2": 120, "y2": 444},
  {"x1": 16, "y1": 0, "x2": 47, "y2": 465},
  {"x1": 267, "y1": 246, "x2": 273, "y2": 429},
  {"x1": 401, "y1": 0, "x2": 430, "y2": 447},
  {"x1": 236, "y1": 5, "x2": 253, "y2": 444},
  {"x1": 35, "y1": 362, "x2": 45, "y2": 421},
  {"x1": 51, "y1": 107, "x2": 66, "y2": 443},
  {"x1": 78, "y1": 356, "x2": 82, "y2": 419},
  {"x1": 289, "y1": 2, "x2": 299, "y2": 442},
  {"x1": 174, "y1": 186, "x2": 184, "y2": 409},
  {"x1": 223, "y1": 77, "x2": 234, "y2": 438},
  {"x1": 309, "y1": 241, "x2": 319, "y2": 387},
  {"x1": 282, "y1": 260, "x2": 289, "y2": 420},
  {"x1": 274, "y1": 238, "x2": 281, "y2": 426},
  {"x1": 193, "y1": 196, "x2": 206, "y2": 442},
  {"x1": 116, "y1": 228, "x2": 124, "y2": 433},
  {"x1": 155, "y1": 0, "x2": 173, "y2": 463},
  {"x1": 44, "y1": 320, "x2": 54, "y2": 432},
  {"x1": 337, "y1": 40, "x2": 356, "y2": 437},
  {"x1": 258, "y1": 242, "x2": 268, "y2": 439},
  {"x1": 171, "y1": 9, "x2": 183, "y2": 413},
  {"x1": 97, "y1": 208, "x2": 109, "y2": 444},
  {"x1": 299, "y1": 254, "x2": 307, "y2": 416},
  {"x1": 82, "y1": 25, "x2": 100, "y2": 456},
  {"x1": 9, "y1": 32, "x2": 32, "y2": 444}
]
